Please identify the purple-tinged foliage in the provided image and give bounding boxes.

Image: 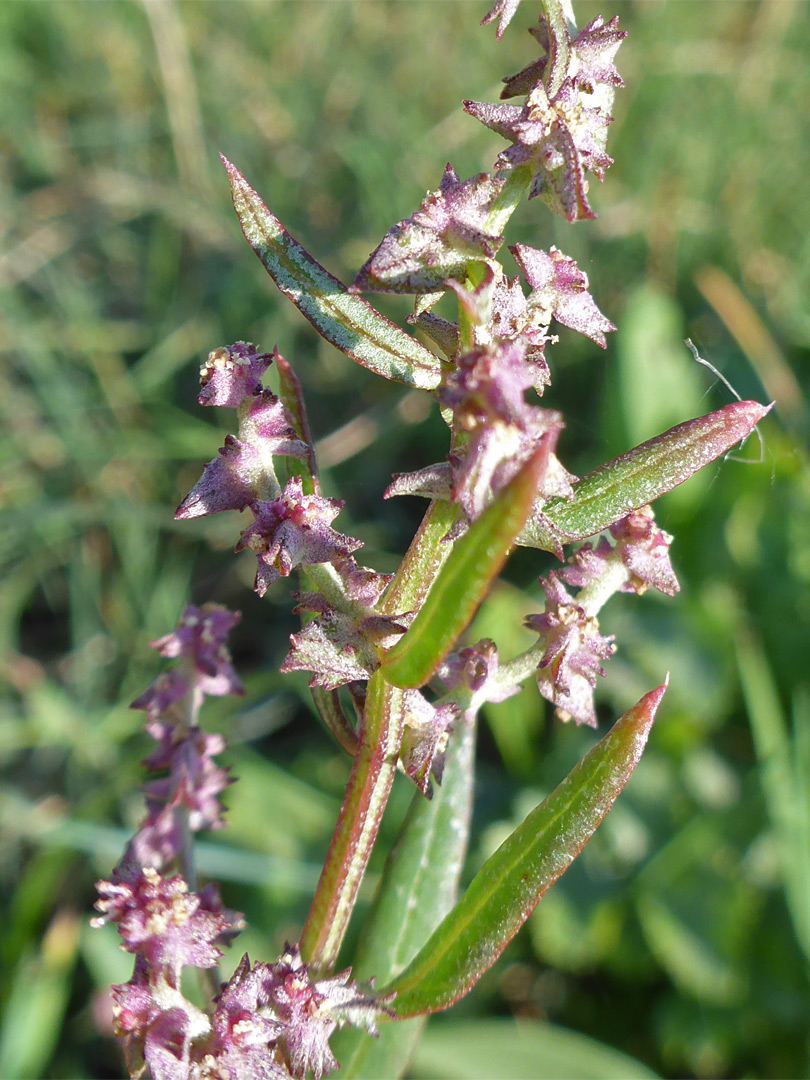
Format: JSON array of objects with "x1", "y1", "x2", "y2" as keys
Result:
[
  {"x1": 510, "y1": 242, "x2": 615, "y2": 346},
  {"x1": 502, "y1": 15, "x2": 626, "y2": 99},
  {"x1": 526, "y1": 571, "x2": 616, "y2": 726},
  {"x1": 197, "y1": 342, "x2": 274, "y2": 409},
  {"x1": 351, "y1": 164, "x2": 505, "y2": 295},
  {"x1": 236, "y1": 476, "x2": 362, "y2": 597},
  {"x1": 481, "y1": 0, "x2": 523, "y2": 40}
]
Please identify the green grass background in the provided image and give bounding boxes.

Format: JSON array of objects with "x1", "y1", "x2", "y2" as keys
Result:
[{"x1": 1, "y1": 1, "x2": 808, "y2": 1077}]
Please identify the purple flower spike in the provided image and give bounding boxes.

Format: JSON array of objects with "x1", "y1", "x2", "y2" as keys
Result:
[
  {"x1": 236, "y1": 476, "x2": 362, "y2": 597},
  {"x1": 511, "y1": 243, "x2": 615, "y2": 347},
  {"x1": 142, "y1": 724, "x2": 231, "y2": 833},
  {"x1": 93, "y1": 867, "x2": 229, "y2": 979},
  {"x1": 149, "y1": 603, "x2": 244, "y2": 698},
  {"x1": 351, "y1": 164, "x2": 505, "y2": 295},
  {"x1": 526, "y1": 572, "x2": 616, "y2": 727},
  {"x1": 198, "y1": 342, "x2": 274, "y2": 409}
]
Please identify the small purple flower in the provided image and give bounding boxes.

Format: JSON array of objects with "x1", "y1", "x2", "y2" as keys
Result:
[
  {"x1": 142, "y1": 724, "x2": 231, "y2": 834},
  {"x1": 560, "y1": 506, "x2": 680, "y2": 598},
  {"x1": 236, "y1": 476, "x2": 362, "y2": 597},
  {"x1": 439, "y1": 638, "x2": 522, "y2": 703},
  {"x1": 130, "y1": 670, "x2": 188, "y2": 721},
  {"x1": 398, "y1": 690, "x2": 458, "y2": 797},
  {"x1": 197, "y1": 342, "x2": 274, "y2": 409},
  {"x1": 610, "y1": 505, "x2": 679, "y2": 596},
  {"x1": 176, "y1": 392, "x2": 307, "y2": 521},
  {"x1": 262, "y1": 945, "x2": 388, "y2": 1080},
  {"x1": 207, "y1": 955, "x2": 288, "y2": 1080},
  {"x1": 440, "y1": 343, "x2": 565, "y2": 520},
  {"x1": 501, "y1": 15, "x2": 626, "y2": 99},
  {"x1": 510, "y1": 243, "x2": 615, "y2": 347},
  {"x1": 525, "y1": 571, "x2": 616, "y2": 727},
  {"x1": 93, "y1": 867, "x2": 229, "y2": 980},
  {"x1": 282, "y1": 589, "x2": 408, "y2": 691},
  {"x1": 464, "y1": 75, "x2": 614, "y2": 221},
  {"x1": 351, "y1": 164, "x2": 505, "y2": 294},
  {"x1": 148, "y1": 603, "x2": 244, "y2": 699}
]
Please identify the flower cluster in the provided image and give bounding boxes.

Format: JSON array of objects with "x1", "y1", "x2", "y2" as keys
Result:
[
  {"x1": 95, "y1": 607, "x2": 389, "y2": 1079},
  {"x1": 119, "y1": 603, "x2": 243, "y2": 875},
  {"x1": 96, "y1": 870, "x2": 386, "y2": 1080},
  {"x1": 470, "y1": 9, "x2": 626, "y2": 220},
  {"x1": 526, "y1": 506, "x2": 678, "y2": 725}
]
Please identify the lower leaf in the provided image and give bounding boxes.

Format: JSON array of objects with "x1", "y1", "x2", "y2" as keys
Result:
[{"x1": 380, "y1": 682, "x2": 667, "y2": 1016}]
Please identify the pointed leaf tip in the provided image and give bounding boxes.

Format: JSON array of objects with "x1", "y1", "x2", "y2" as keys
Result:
[
  {"x1": 533, "y1": 400, "x2": 772, "y2": 547},
  {"x1": 222, "y1": 159, "x2": 442, "y2": 390},
  {"x1": 380, "y1": 681, "x2": 666, "y2": 1016}
]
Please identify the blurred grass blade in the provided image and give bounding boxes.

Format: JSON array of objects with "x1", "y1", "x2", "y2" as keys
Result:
[
  {"x1": 224, "y1": 158, "x2": 442, "y2": 390},
  {"x1": 520, "y1": 401, "x2": 771, "y2": 551},
  {"x1": 383, "y1": 446, "x2": 549, "y2": 689},
  {"x1": 334, "y1": 715, "x2": 477, "y2": 1078},
  {"x1": 410, "y1": 1018, "x2": 660, "y2": 1079},
  {"x1": 736, "y1": 628, "x2": 810, "y2": 964},
  {"x1": 381, "y1": 683, "x2": 666, "y2": 1016},
  {"x1": 0, "y1": 913, "x2": 79, "y2": 1080}
]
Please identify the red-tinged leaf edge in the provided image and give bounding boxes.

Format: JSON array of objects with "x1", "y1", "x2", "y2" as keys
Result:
[
  {"x1": 519, "y1": 401, "x2": 771, "y2": 551},
  {"x1": 223, "y1": 158, "x2": 443, "y2": 390},
  {"x1": 379, "y1": 681, "x2": 667, "y2": 1016}
]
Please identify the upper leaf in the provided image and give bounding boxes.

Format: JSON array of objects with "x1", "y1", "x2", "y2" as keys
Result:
[
  {"x1": 223, "y1": 157, "x2": 442, "y2": 390},
  {"x1": 518, "y1": 400, "x2": 771, "y2": 551}
]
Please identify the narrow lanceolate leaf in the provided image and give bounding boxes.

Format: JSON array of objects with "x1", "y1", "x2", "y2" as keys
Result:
[
  {"x1": 381, "y1": 683, "x2": 667, "y2": 1016},
  {"x1": 518, "y1": 401, "x2": 771, "y2": 551},
  {"x1": 382, "y1": 447, "x2": 548, "y2": 689},
  {"x1": 223, "y1": 158, "x2": 442, "y2": 390}
]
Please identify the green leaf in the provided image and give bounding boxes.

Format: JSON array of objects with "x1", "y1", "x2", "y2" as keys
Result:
[
  {"x1": 223, "y1": 158, "x2": 442, "y2": 390},
  {"x1": 382, "y1": 446, "x2": 549, "y2": 689},
  {"x1": 333, "y1": 716, "x2": 477, "y2": 1078},
  {"x1": 410, "y1": 1018, "x2": 660, "y2": 1080},
  {"x1": 380, "y1": 683, "x2": 667, "y2": 1016},
  {"x1": 519, "y1": 401, "x2": 771, "y2": 551}
]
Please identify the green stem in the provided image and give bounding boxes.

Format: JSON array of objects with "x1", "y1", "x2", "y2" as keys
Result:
[
  {"x1": 486, "y1": 165, "x2": 532, "y2": 237},
  {"x1": 300, "y1": 500, "x2": 461, "y2": 971},
  {"x1": 300, "y1": 670, "x2": 404, "y2": 972}
]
